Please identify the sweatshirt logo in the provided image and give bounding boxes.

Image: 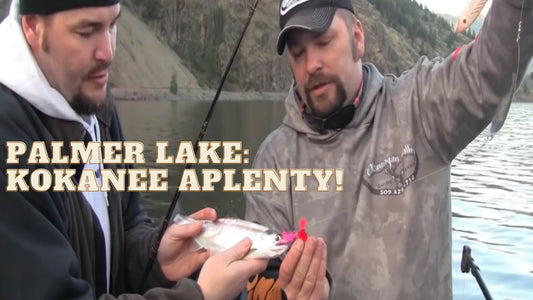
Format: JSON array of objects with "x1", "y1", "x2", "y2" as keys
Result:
[{"x1": 363, "y1": 145, "x2": 418, "y2": 196}]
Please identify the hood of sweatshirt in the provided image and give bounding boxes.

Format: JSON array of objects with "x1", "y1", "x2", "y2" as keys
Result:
[{"x1": 0, "y1": 0, "x2": 96, "y2": 131}]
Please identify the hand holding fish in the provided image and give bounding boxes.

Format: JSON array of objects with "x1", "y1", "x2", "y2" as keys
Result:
[
  {"x1": 157, "y1": 207, "x2": 217, "y2": 281},
  {"x1": 198, "y1": 238, "x2": 268, "y2": 300},
  {"x1": 278, "y1": 237, "x2": 329, "y2": 300},
  {"x1": 173, "y1": 213, "x2": 290, "y2": 259}
]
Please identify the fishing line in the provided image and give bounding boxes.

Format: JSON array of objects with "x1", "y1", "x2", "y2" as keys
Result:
[
  {"x1": 465, "y1": 0, "x2": 525, "y2": 164},
  {"x1": 138, "y1": 0, "x2": 261, "y2": 291},
  {"x1": 512, "y1": 0, "x2": 525, "y2": 102}
]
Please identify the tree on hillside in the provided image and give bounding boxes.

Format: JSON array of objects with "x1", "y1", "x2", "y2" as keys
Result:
[
  {"x1": 368, "y1": 0, "x2": 448, "y2": 55},
  {"x1": 446, "y1": 31, "x2": 456, "y2": 48},
  {"x1": 161, "y1": 0, "x2": 181, "y2": 45},
  {"x1": 170, "y1": 73, "x2": 177, "y2": 95}
]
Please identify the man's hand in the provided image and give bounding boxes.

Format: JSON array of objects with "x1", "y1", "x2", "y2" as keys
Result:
[
  {"x1": 278, "y1": 237, "x2": 329, "y2": 300},
  {"x1": 157, "y1": 207, "x2": 217, "y2": 281},
  {"x1": 197, "y1": 238, "x2": 268, "y2": 300}
]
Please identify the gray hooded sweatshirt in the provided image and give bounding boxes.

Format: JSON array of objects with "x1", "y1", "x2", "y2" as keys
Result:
[{"x1": 245, "y1": 0, "x2": 533, "y2": 299}]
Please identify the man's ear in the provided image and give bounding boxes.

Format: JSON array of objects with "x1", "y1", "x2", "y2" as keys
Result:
[
  {"x1": 353, "y1": 19, "x2": 365, "y2": 59},
  {"x1": 20, "y1": 15, "x2": 45, "y2": 51}
]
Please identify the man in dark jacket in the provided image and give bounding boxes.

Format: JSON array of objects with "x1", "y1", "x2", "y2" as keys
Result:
[{"x1": 0, "y1": 0, "x2": 267, "y2": 299}]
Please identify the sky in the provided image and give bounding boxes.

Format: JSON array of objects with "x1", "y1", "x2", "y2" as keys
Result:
[{"x1": 415, "y1": 0, "x2": 492, "y2": 17}]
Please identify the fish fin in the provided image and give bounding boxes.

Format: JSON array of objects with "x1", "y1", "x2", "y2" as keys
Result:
[{"x1": 188, "y1": 239, "x2": 205, "y2": 252}]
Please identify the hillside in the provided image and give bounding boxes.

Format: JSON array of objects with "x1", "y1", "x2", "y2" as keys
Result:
[
  {"x1": 0, "y1": 1, "x2": 201, "y2": 92},
  {"x1": 109, "y1": 6, "x2": 200, "y2": 90},
  {"x1": 125, "y1": 0, "x2": 474, "y2": 92},
  {"x1": 1, "y1": 0, "x2": 528, "y2": 97},
  {"x1": 1, "y1": 0, "x2": 477, "y2": 92}
]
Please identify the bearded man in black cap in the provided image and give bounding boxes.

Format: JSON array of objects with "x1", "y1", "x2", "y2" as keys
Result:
[
  {"x1": 245, "y1": 0, "x2": 533, "y2": 299},
  {"x1": 0, "y1": 1, "x2": 268, "y2": 299}
]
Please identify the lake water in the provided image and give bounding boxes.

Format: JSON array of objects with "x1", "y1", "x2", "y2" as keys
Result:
[{"x1": 117, "y1": 100, "x2": 533, "y2": 300}]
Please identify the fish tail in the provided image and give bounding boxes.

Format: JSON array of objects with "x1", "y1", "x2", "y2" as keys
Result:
[{"x1": 489, "y1": 72, "x2": 519, "y2": 138}]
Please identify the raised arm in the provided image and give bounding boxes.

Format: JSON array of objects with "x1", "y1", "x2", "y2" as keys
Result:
[{"x1": 408, "y1": 0, "x2": 532, "y2": 162}]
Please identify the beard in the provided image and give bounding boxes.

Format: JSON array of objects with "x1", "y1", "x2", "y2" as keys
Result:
[
  {"x1": 70, "y1": 63, "x2": 110, "y2": 115},
  {"x1": 70, "y1": 92, "x2": 106, "y2": 115},
  {"x1": 304, "y1": 73, "x2": 347, "y2": 118},
  {"x1": 42, "y1": 30, "x2": 109, "y2": 115}
]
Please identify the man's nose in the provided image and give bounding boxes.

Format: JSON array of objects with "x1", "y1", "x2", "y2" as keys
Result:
[
  {"x1": 95, "y1": 31, "x2": 114, "y2": 63},
  {"x1": 305, "y1": 48, "x2": 322, "y2": 74}
]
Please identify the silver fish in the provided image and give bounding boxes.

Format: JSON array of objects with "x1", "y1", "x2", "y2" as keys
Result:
[{"x1": 173, "y1": 214, "x2": 289, "y2": 259}]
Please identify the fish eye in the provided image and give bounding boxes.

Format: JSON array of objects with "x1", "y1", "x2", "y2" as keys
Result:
[{"x1": 274, "y1": 234, "x2": 282, "y2": 242}]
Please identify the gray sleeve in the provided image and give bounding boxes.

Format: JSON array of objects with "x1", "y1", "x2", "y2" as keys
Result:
[
  {"x1": 244, "y1": 135, "x2": 295, "y2": 232},
  {"x1": 409, "y1": 0, "x2": 533, "y2": 162}
]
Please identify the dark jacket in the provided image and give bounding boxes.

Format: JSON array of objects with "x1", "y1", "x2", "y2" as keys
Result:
[{"x1": 0, "y1": 83, "x2": 204, "y2": 300}]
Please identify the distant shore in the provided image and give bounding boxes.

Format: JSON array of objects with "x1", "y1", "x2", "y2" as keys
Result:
[
  {"x1": 111, "y1": 87, "x2": 533, "y2": 103},
  {"x1": 111, "y1": 87, "x2": 287, "y2": 102}
]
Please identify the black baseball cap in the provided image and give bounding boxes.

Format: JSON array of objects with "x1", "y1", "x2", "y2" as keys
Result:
[
  {"x1": 19, "y1": 0, "x2": 120, "y2": 15},
  {"x1": 277, "y1": 0, "x2": 354, "y2": 55}
]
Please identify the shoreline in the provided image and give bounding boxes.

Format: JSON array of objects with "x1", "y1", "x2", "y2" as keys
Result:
[
  {"x1": 111, "y1": 87, "x2": 533, "y2": 103},
  {"x1": 111, "y1": 87, "x2": 287, "y2": 102}
]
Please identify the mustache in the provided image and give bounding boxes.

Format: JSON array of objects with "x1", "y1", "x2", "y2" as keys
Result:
[
  {"x1": 86, "y1": 62, "x2": 112, "y2": 77},
  {"x1": 305, "y1": 73, "x2": 336, "y2": 92}
]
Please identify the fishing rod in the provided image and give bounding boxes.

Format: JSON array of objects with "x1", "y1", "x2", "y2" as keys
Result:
[
  {"x1": 460, "y1": 245, "x2": 493, "y2": 300},
  {"x1": 139, "y1": 0, "x2": 261, "y2": 291}
]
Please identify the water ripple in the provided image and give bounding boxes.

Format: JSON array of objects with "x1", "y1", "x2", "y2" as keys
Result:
[{"x1": 451, "y1": 103, "x2": 533, "y2": 300}]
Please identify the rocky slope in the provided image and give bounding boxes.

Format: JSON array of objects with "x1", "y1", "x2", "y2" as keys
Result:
[{"x1": 125, "y1": 0, "x2": 473, "y2": 92}]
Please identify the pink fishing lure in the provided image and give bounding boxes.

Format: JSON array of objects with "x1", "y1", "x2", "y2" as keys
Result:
[{"x1": 279, "y1": 218, "x2": 308, "y2": 244}]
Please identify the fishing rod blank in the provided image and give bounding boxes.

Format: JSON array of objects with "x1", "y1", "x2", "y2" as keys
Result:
[
  {"x1": 139, "y1": 0, "x2": 261, "y2": 291},
  {"x1": 461, "y1": 245, "x2": 493, "y2": 300}
]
